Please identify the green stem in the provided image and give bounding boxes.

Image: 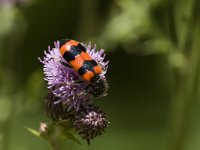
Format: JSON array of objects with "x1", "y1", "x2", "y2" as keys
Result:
[
  {"x1": 51, "y1": 139, "x2": 63, "y2": 150},
  {"x1": 41, "y1": 122, "x2": 73, "y2": 150},
  {"x1": 50, "y1": 124, "x2": 64, "y2": 150},
  {"x1": 168, "y1": 17, "x2": 200, "y2": 150},
  {"x1": 0, "y1": 10, "x2": 26, "y2": 150}
]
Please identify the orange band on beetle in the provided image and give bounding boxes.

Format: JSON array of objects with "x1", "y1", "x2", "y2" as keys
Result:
[
  {"x1": 94, "y1": 65, "x2": 102, "y2": 74},
  {"x1": 60, "y1": 44, "x2": 69, "y2": 56},
  {"x1": 67, "y1": 40, "x2": 79, "y2": 46},
  {"x1": 70, "y1": 55, "x2": 84, "y2": 71},
  {"x1": 82, "y1": 71, "x2": 94, "y2": 81},
  {"x1": 60, "y1": 40, "x2": 79, "y2": 56},
  {"x1": 80, "y1": 52, "x2": 92, "y2": 60}
]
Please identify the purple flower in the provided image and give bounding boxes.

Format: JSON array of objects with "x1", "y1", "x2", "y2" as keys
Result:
[
  {"x1": 39, "y1": 41, "x2": 109, "y2": 111},
  {"x1": 73, "y1": 105, "x2": 109, "y2": 145},
  {"x1": 39, "y1": 39, "x2": 110, "y2": 144},
  {"x1": 45, "y1": 91, "x2": 73, "y2": 121}
]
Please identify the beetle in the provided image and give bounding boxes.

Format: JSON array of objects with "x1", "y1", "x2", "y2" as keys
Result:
[{"x1": 59, "y1": 39, "x2": 107, "y2": 97}]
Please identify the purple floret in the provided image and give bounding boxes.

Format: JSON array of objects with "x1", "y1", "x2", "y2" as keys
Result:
[
  {"x1": 74, "y1": 105, "x2": 108, "y2": 145},
  {"x1": 39, "y1": 41, "x2": 109, "y2": 111}
]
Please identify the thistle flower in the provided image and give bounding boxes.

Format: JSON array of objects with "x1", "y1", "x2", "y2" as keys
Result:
[
  {"x1": 38, "y1": 39, "x2": 109, "y2": 145},
  {"x1": 39, "y1": 41, "x2": 109, "y2": 111},
  {"x1": 45, "y1": 91, "x2": 73, "y2": 121},
  {"x1": 74, "y1": 105, "x2": 109, "y2": 145}
]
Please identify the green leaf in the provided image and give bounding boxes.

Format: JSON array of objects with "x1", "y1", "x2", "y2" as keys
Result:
[{"x1": 26, "y1": 127, "x2": 41, "y2": 137}]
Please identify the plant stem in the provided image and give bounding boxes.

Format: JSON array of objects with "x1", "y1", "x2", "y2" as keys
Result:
[
  {"x1": 50, "y1": 125, "x2": 64, "y2": 150},
  {"x1": 168, "y1": 17, "x2": 200, "y2": 150}
]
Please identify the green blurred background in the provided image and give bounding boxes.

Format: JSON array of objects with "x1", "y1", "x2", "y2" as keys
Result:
[{"x1": 0, "y1": 0, "x2": 200, "y2": 150}]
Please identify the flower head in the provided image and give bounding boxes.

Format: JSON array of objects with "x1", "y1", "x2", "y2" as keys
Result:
[
  {"x1": 73, "y1": 105, "x2": 109, "y2": 145},
  {"x1": 45, "y1": 91, "x2": 73, "y2": 121},
  {"x1": 39, "y1": 39, "x2": 110, "y2": 145},
  {"x1": 39, "y1": 41, "x2": 109, "y2": 111}
]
